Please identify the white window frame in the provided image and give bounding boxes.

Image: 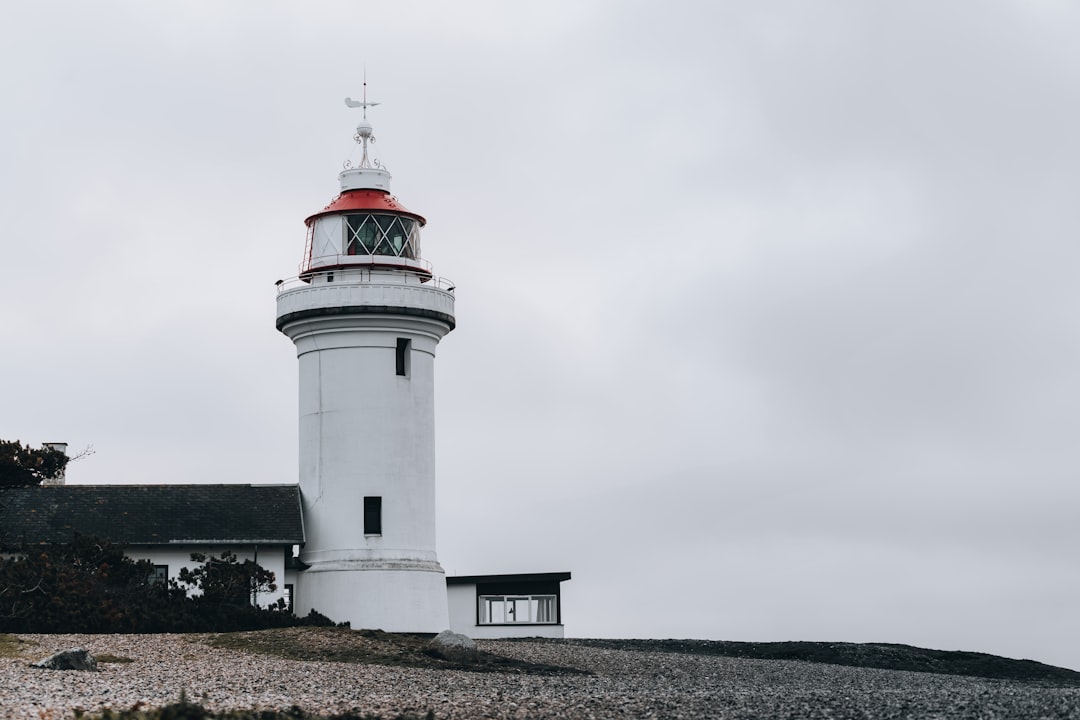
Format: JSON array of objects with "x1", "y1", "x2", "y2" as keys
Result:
[
  {"x1": 479, "y1": 594, "x2": 557, "y2": 624},
  {"x1": 344, "y1": 213, "x2": 419, "y2": 258}
]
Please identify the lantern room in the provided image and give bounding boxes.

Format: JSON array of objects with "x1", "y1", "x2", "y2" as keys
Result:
[
  {"x1": 302, "y1": 182, "x2": 431, "y2": 279},
  {"x1": 298, "y1": 96, "x2": 433, "y2": 281}
]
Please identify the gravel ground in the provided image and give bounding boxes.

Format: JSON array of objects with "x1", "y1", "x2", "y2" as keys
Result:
[{"x1": 2, "y1": 634, "x2": 1079, "y2": 719}]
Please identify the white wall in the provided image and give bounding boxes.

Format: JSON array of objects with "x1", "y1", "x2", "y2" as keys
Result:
[
  {"x1": 294, "y1": 326, "x2": 441, "y2": 558},
  {"x1": 126, "y1": 544, "x2": 289, "y2": 609},
  {"x1": 279, "y1": 273, "x2": 455, "y2": 632},
  {"x1": 447, "y1": 584, "x2": 565, "y2": 639},
  {"x1": 447, "y1": 583, "x2": 477, "y2": 634},
  {"x1": 295, "y1": 567, "x2": 449, "y2": 632}
]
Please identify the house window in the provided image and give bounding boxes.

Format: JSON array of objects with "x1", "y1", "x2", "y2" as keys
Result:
[
  {"x1": 364, "y1": 496, "x2": 382, "y2": 535},
  {"x1": 284, "y1": 584, "x2": 294, "y2": 613},
  {"x1": 479, "y1": 595, "x2": 557, "y2": 624},
  {"x1": 150, "y1": 565, "x2": 168, "y2": 585},
  {"x1": 396, "y1": 338, "x2": 411, "y2": 377}
]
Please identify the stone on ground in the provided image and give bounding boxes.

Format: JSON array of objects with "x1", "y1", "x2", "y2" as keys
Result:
[
  {"x1": 32, "y1": 648, "x2": 99, "y2": 671},
  {"x1": 428, "y1": 629, "x2": 478, "y2": 663}
]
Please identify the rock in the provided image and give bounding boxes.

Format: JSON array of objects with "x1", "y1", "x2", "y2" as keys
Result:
[
  {"x1": 428, "y1": 629, "x2": 478, "y2": 663},
  {"x1": 32, "y1": 648, "x2": 99, "y2": 671}
]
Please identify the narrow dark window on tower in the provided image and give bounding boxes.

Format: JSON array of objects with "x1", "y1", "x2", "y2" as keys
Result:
[
  {"x1": 364, "y1": 496, "x2": 382, "y2": 535},
  {"x1": 396, "y1": 338, "x2": 411, "y2": 377}
]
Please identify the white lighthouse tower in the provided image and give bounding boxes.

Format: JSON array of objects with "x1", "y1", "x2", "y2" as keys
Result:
[{"x1": 276, "y1": 94, "x2": 455, "y2": 632}]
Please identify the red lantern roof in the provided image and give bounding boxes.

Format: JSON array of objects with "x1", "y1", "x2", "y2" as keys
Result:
[{"x1": 305, "y1": 189, "x2": 426, "y2": 226}]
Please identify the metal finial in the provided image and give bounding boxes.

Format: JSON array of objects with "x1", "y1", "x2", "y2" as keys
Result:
[{"x1": 345, "y1": 75, "x2": 380, "y2": 168}]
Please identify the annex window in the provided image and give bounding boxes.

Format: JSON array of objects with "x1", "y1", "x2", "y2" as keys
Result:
[
  {"x1": 364, "y1": 496, "x2": 382, "y2": 535},
  {"x1": 345, "y1": 214, "x2": 419, "y2": 258},
  {"x1": 396, "y1": 338, "x2": 411, "y2": 377},
  {"x1": 479, "y1": 595, "x2": 557, "y2": 624},
  {"x1": 150, "y1": 564, "x2": 169, "y2": 585},
  {"x1": 283, "y1": 584, "x2": 294, "y2": 613}
]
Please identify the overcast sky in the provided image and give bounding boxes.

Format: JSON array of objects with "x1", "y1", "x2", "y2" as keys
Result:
[{"x1": 3, "y1": 1, "x2": 1079, "y2": 671}]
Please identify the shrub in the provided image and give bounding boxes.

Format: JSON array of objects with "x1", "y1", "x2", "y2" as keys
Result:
[{"x1": 0, "y1": 537, "x2": 344, "y2": 633}]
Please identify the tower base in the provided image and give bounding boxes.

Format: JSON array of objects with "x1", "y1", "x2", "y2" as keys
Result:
[{"x1": 295, "y1": 565, "x2": 450, "y2": 632}]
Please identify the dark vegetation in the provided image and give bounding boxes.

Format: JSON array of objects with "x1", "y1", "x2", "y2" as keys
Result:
[
  {"x1": 0, "y1": 439, "x2": 68, "y2": 487},
  {"x1": 0, "y1": 536, "x2": 339, "y2": 633},
  {"x1": 206, "y1": 626, "x2": 586, "y2": 675},
  {"x1": 0, "y1": 631, "x2": 22, "y2": 657},
  {"x1": 549, "y1": 638, "x2": 1080, "y2": 685},
  {"x1": 84, "y1": 701, "x2": 434, "y2": 720}
]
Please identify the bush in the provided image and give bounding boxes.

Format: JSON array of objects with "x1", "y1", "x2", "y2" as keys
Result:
[
  {"x1": 0, "y1": 440, "x2": 68, "y2": 487},
  {"x1": 0, "y1": 537, "x2": 344, "y2": 633},
  {"x1": 88, "y1": 700, "x2": 431, "y2": 719}
]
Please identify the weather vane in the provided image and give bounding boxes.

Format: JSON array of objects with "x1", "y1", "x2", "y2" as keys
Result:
[
  {"x1": 345, "y1": 73, "x2": 380, "y2": 168},
  {"x1": 344, "y1": 81, "x2": 379, "y2": 119}
]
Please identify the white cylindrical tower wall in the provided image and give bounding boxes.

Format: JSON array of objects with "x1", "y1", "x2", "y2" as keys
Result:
[
  {"x1": 277, "y1": 272, "x2": 454, "y2": 632},
  {"x1": 293, "y1": 323, "x2": 439, "y2": 558}
]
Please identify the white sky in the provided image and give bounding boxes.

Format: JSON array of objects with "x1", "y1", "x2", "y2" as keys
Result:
[{"x1": 3, "y1": 1, "x2": 1079, "y2": 671}]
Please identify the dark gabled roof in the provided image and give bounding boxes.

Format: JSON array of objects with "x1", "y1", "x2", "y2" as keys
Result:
[
  {"x1": 0, "y1": 484, "x2": 304, "y2": 548},
  {"x1": 446, "y1": 572, "x2": 571, "y2": 586}
]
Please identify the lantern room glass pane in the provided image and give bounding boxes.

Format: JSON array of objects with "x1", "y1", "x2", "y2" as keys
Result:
[
  {"x1": 344, "y1": 214, "x2": 419, "y2": 259},
  {"x1": 387, "y1": 218, "x2": 404, "y2": 255},
  {"x1": 346, "y1": 215, "x2": 378, "y2": 255},
  {"x1": 409, "y1": 221, "x2": 421, "y2": 259},
  {"x1": 370, "y1": 215, "x2": 393, "y2": 256},
  {"x1": 404, "y1": 219, "x2": 418, "y2": 257}
]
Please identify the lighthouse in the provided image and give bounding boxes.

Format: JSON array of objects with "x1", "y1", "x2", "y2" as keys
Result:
[{"x1": 275, "y1": 95, "x2": 455, "y2": 632}]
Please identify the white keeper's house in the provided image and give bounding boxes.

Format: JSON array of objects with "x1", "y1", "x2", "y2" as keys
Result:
[{"x1": 0, "y1": 94, "x2": 570, "y2": 639}]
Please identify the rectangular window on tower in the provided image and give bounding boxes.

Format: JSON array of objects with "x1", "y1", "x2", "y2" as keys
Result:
[
  {"x1": 364, "y1": 496, "x2": 382, "y2": 535},
  {"x1": 396, "y1": 338, "x2": 411, "y2": 377}
]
